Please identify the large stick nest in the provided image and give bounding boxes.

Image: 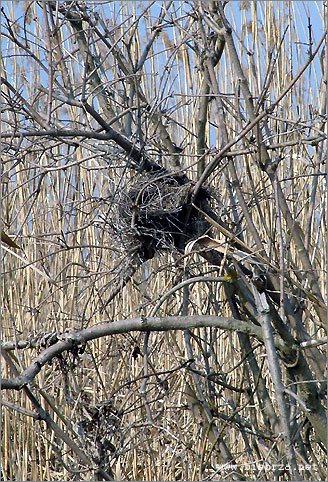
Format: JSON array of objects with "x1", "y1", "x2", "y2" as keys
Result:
[{"x1": 106, "y1": 173, "x2": 211, "y2": 261}]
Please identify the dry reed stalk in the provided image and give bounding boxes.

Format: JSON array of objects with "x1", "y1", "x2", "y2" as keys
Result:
[{"x1": 1, "y1": 1, "x2": 326, "y2": 480}]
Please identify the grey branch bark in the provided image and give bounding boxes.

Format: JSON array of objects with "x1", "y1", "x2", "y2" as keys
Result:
[
  {"x1": 253, "y1": 288, "x2": 301, "y2": 479},
  {"x1": 2, "y1": 315, "x2": 264, "y2": 390}
]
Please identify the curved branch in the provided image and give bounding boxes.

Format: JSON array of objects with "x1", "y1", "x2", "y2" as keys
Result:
[
  {"x1": 2, "y1": 314, "x2": 263, "y2": 390},
  {"x1": 150, "y1": 276, "x2": 228, "y2": 316}
]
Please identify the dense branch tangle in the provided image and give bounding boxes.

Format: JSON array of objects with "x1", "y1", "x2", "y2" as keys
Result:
[{"x1": 1, "y1": 2, "x2": 327, "y2": 481}]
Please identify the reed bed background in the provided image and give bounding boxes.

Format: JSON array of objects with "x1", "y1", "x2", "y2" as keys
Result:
[{"x1": 1, "y1": 1, "x2": 327, "y2": 480}]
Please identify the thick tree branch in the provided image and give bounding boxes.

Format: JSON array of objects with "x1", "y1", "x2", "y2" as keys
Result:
[{"x1": 2, "y1": 315, "x2": 264, "y2": 390}]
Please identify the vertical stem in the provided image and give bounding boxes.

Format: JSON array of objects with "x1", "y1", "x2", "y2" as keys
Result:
[
  {"x1": 42, "y1": 2, "x2": 53, "y2": 126},
  {"x1": 273, "y1": 173, "x2": 285, "y2": 323},
  {"x1": 253, "y1": 288, "x2": 301, "y2": 479}
]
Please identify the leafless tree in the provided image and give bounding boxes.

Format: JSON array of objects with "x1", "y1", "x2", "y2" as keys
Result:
[{"x1": 1, "y1": 1, "x2": 327, "y2": 480}]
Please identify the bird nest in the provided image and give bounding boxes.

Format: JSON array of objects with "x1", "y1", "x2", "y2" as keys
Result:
[{"x1": 106, "y1": 173, "x2": 210, "y2": 260}]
